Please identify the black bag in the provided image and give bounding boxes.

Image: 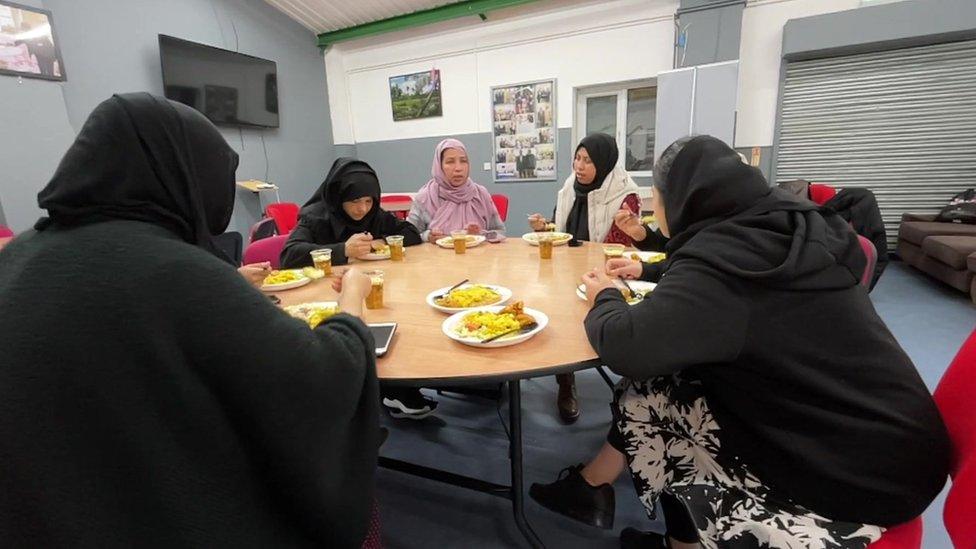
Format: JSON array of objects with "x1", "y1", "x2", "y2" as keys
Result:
[{"x1": 935, "y1": 188, "x2": 976, "y2": 224}]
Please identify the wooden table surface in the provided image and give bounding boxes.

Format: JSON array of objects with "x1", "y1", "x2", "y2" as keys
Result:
[{"x1": 273, "y1": 237, "x2": 613, "y2": 385}]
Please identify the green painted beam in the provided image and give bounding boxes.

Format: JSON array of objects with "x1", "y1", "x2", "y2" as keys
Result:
[{"x1": 317, "y1": 0, "x2": 540, "y2": 48}]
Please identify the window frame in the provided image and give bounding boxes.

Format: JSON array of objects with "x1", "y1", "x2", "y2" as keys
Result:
[{"x1": 574, "y1": 78, "x2": 657, "y2": 178}]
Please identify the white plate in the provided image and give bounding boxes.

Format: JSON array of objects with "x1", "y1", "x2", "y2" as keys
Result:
[
  {"x1": 628, "y1": 251, "x2": 667, "y2": 264},
  {"x1": 283, "y1": 301, "x2": 339, "y2": 322},
  {"x1": 261, "y1": 271, "x2": 311, "y2": 292},
  {"x1": 442, "y1": 305, "x2": 549, "y2": 348},
  {"x1": 576, "y1": 280, "x2": 656, "y2": 304},
  {"x1": 361, "y1": 250, "x2": 392, "y2": 261},
  {"x1": 522, "y1": 232, "x2": 573, "y2": 246},
  {"x1": 425, "y1": 284, "x2": 513, "y2": 314},
  {"x1": 435, "y1": 234, "x2": 486, "y2": 249}
]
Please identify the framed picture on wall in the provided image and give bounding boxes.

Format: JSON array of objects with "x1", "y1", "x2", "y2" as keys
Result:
[
  {"x1": 389, "y1": 69, "x2": 442, "y2": 121},
  {"x1": 0, "y1": 1, "x2": 66, "y2": 81},
  {"x1": 490, "y1": 79, "x2": 556, "y2": 182}
]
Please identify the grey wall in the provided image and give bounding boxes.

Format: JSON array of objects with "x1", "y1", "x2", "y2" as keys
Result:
[
  {"x1": 676, "y1": 1, "x2": 744, "y2": 68},
  {"x1": 0, "y1": 0, "x2": 335, "y2": 237},
  {"x1": 783, "y1": 0, "x2": 976, "y2": 61}
]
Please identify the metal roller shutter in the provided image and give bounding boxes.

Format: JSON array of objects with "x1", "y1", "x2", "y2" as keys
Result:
[{"x1": 776, "y1": 40, "x2": 976, "y2": 249}]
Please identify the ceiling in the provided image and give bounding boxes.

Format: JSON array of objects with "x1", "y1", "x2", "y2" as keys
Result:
[{"x1": 265, "y1": 0, "x2": 467, "y2": 34}]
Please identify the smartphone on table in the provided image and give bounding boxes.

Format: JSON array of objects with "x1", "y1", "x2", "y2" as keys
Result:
[{"x1": 368, "y1": 323, "x2": 397, "y2": 357}]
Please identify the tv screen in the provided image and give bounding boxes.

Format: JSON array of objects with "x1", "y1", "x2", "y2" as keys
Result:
[{"x1": 159, "y1": 35, "x2": 279, "y2": 128}]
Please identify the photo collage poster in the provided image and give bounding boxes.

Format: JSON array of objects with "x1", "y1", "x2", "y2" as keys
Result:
[{"x1": 491, "y1": 79, "x2": 555, "y2": 182}]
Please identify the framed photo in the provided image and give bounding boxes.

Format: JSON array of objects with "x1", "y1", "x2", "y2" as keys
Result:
[
  {"x1": 490, "y1": 79, "x2": 556, "y2": 182},
  {"x1": 0, "y1": 1, "x2": 66, "y2": 81},
  {"x1": 389, "y1": 69, "x2": 442, "y2": 121}
]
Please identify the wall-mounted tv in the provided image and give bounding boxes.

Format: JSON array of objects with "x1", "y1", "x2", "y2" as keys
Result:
[{"x1": 159, "y1": 34, "x2": 278, "y2": 129}]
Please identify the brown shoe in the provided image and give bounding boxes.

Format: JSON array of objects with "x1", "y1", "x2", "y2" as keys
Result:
[{"x1": 556, "y1": 373, "x2": 580, "y2": 423}]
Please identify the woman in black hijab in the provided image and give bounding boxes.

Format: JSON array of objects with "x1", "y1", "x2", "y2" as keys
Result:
[
  {"x1": 528, "y1": 133, "x2": 642, "y2": 424},
  {"x1": 279, "y1": 158, "x2": 421, "y2": 268},
  {"x1": 0, "y1": 93, "x2": 380, "y2": 548},
  {"x1": 531, "y1": 136, "x2": 948, "y2": 549}
]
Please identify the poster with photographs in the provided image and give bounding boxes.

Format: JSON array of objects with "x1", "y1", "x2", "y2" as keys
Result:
[
  {"x1": 0, "y1": 1, "x2": 66, "y2": 81},
  {"x1": 491, "y1": 79, "x2": 556, "y2": 182}
]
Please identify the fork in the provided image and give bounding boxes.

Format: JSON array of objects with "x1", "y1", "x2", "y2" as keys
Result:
[
  {"x1": 434, "y1": 279, "x2": 470, "y2": 300},
  {"x1": 618, "y1": 278, "x2": 644, "y2": 302},
  {"x1": 481, "y1": 321, "x2": 539, "y2": 343}
]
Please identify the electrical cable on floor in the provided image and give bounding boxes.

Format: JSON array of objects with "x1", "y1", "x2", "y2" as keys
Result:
[
  {"x1": 261, "y1": 130, "x2": 270, "y2": 184},
  {"x1": 230, "y1": 17, "x2": 240, "y2": 52}
]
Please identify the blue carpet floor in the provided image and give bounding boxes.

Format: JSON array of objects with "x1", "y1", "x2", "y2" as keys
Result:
[{"x1": 376, "y1": 260, "x2": 974, "y2": 548}]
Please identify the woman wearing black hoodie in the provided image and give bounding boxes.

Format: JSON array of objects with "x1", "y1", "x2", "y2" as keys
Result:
[{"x1": 530, "y1": 136, "x2": 949, "y2": 548}]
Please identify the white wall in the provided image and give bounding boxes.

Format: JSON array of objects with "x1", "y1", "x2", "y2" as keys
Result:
[
  {"x1": 325, "y1": 0, "x2": 677, "y2": 145},
  {"x1": 735, "y1": 0, "x2": 861, "y2": 147}
]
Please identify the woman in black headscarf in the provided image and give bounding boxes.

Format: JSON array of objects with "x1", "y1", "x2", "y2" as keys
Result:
[
  {"x1": 0, "y1": 93, "x2": 380, "y2": 548},
  {"x1": 528, "y1": 133, "x2": 642, "y2": 424},
  {"x1": 279, "y1": 158, "x2": 421, "y2": 268},
  {"x1": 530, "y1": 136, "x2": 949, "y2": 549}
]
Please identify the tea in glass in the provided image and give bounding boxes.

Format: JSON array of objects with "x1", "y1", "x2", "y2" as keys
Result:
[
  {"x1": 538, "y1": 234, "x2": 554, "y2": 259},
  {"x1": 602, "y1": 243, "x2": 625, "y2": 263},
  {"x1": 310, "y1": 248, "x2": 332, "y2": 276},
  {"x1": 386, "y1": 235, "x2": 404, "y2": 261},
  {"x1": 451, "y1": 230, "x2": 468, "y2": 254},
  {"x1": 365, "y1": 270, "x2": 384, "y2": 309}
]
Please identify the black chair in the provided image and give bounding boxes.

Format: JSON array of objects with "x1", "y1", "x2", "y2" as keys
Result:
[{"x1": 214, "y1": 231, "x2": 243, "y2": 266}]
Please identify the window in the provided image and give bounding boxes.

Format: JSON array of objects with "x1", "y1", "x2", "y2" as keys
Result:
[{"x1": 576, "y1": 81, "x2": 656, "y2": 176}]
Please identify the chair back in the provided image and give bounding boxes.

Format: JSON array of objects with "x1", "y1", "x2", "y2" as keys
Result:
[
  {"x1": 243, "y1": 234, "x2": 288, "y2": 269},
  {"x1": 491, "y1": 194, "x2": 509, "y2": 222},
  {"x1": 265, "y1": 202, "x2": 299, "y2": 234}
]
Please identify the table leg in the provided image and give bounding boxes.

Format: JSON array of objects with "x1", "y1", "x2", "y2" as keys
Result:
[{"x1": 508, "y1": 379, "x2": 545, "y2": 549}]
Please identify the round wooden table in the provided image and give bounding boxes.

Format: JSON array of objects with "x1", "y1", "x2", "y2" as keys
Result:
[{"x1": 271, "y1": 236, "x2": 620, "y2": 549}]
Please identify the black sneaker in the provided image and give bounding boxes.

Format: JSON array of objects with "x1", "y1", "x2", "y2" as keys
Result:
[
  {"x1": 382, "y1": 387, "x2": 438, "y2": 420},
  {"x1": 620, "y1": 527, "x2": 667, "y2": 549},
  {"x1": 529, "y1": 464, "x2": 615, "y2": 529}
]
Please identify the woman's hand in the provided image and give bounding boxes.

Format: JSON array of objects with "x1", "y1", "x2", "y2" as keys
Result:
[
  {"x1": 429, "y1": 228, "x2": 446, "y2": 243},
  {"x1": 582, "y1": 268, "x2": 619, "y2": 308},
  {"x1": 613, "y1": 209, "x2": 647, "y2": 241},
  {"x1": 466, "y1": 223, "x2": 482, "y2": 235},
  {"x1": 606, "y1": 258, "x2": 643, "y2": 280},
  {"x1": 344, "y1": 233, "x2": 373, "y2": 259},
  {"x1": 237, "y1": 262, "x2": 272, "y2": 288},
  {"x1": 527, "y1": 213, "x2": 547, "y2": 231},
  {"x1": 335, "y1": 268, "x2": 370, "y2": 318}
]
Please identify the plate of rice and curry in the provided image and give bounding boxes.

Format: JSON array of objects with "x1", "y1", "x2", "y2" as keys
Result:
[
  {"x1": 442, "y1": 301, "x2": 548, "y2": 348},
  {"x1": 576, "y1": 280, "x2": 656, "y2": 305},
  {"x1": 261, "y1": 269, "x2": 312, "y2": 292},
  {"x1": 426, "y1": 283, "x2": 513, "y2": 313}
]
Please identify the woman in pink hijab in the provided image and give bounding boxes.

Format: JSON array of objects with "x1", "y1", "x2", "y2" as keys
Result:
[{"x1": 408, "y1": 138, "x2": 506, "y2": 242}]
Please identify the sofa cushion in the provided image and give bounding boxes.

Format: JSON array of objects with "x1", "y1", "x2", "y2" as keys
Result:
[
  {"x1": 921, "y1": 236, "x2": 976, "y2": 270},
  {"x1": 914, "y1": 254, "x2": 973, "y2": 293},
  {"x1": 899, "y1": 221, "x2": 976, "y2": 246},
  {"x1": 969, "y1": 252, "x2": 976, "y2": 273},
  {"x1": 897, "y1": 239, "x2": 924, "y2": 266}
]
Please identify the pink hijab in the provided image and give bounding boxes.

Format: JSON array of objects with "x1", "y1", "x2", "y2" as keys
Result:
[{"x1": 415, "y1": 138, "x2": 496, "y2": 232}]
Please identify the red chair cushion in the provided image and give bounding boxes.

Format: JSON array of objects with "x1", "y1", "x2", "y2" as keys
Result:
[
  {"x1": 934, "y1": 329, "x2": 976, "y2": 547},
  {"x1": 491, "y1": 194, "x2": 509, "y2": 222},
  {"x1": 809, "y1": 183, "x2": 837, "y2": 205},
  {"x1": 868, "y1": 518, "x2": 922, "y2": 549}
]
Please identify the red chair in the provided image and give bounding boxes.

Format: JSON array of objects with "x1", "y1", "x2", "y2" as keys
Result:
[
  {"x1": 249, "y1": 218, "x2": 279, "y2": 244},
  {"x1": 491, "y1": 194, "x2": 509, "y2": 222},
  {"x1": 265, "y1": 202, "x2": 299, "y2": 234},
  {"x1": 809, "y1": 183, "x2": 837, "y2": 206},
  {"x1": 868, "y1": 518, "x2": 923, "y2": 549},
  {"x1": 857, "y1": 235, "x2": 877, "y2": 289},
  {"x1": 243, "y1": 234, "x2": 288, "y2": 269},
  {"x1": 934, "y1": 329, "x2": 976, "y2": 548},
  {"x1": 380, "y1": 195, "x2": 413, "y2": 221}
]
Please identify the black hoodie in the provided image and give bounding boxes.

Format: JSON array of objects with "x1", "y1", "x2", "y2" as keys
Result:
[{"x1": 585, "y1": 136, "x2": 948, "y2": 526}]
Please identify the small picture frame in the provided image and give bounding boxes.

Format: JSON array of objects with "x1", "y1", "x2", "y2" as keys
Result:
[{"x1": 0, "y1": 1, "x2": 66, "y2": 81}]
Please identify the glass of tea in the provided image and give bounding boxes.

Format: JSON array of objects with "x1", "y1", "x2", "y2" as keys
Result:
[
  {"x1": 538, "y1": 234, "x2": 554, "y2": 259},
  {"x1": 602, "y1": 243, "x2": 625, "y2": 263},
  {"x1": 451, "y1": 230, "x2": 468, "y2": 254},
  {"x1": 310, "y1": 248, "x2": 332, "y2": 276},
  {"x1": 385, "y1": 235, "x2": 404, "y2": 261},
  {"x1": 364, "y1": 269, "x2": 384, "y2": 309}
]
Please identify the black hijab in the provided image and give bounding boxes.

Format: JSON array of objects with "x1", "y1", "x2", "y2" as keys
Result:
[
  {"x1": 35, "y1": 93, "x2": 238, "y2": 262},
  {"x1": 300, "y1": 158, "x2": 383, "y2": 240},
  {"x1": 565, "y1": 133, "x2": 618, "y2": 241},
  {"x1": 658, "y1": 136, "x2": 864, "y2": 289}
]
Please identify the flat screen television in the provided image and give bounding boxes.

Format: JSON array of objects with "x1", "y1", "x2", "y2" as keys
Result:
[{"x1": 159, "y1": 34, "x2": 279, "y2": 128}]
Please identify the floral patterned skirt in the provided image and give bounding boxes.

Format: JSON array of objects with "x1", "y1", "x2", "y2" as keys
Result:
[{"x1": 613, "y1": 373, "x2": 884, "y2": 549}]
